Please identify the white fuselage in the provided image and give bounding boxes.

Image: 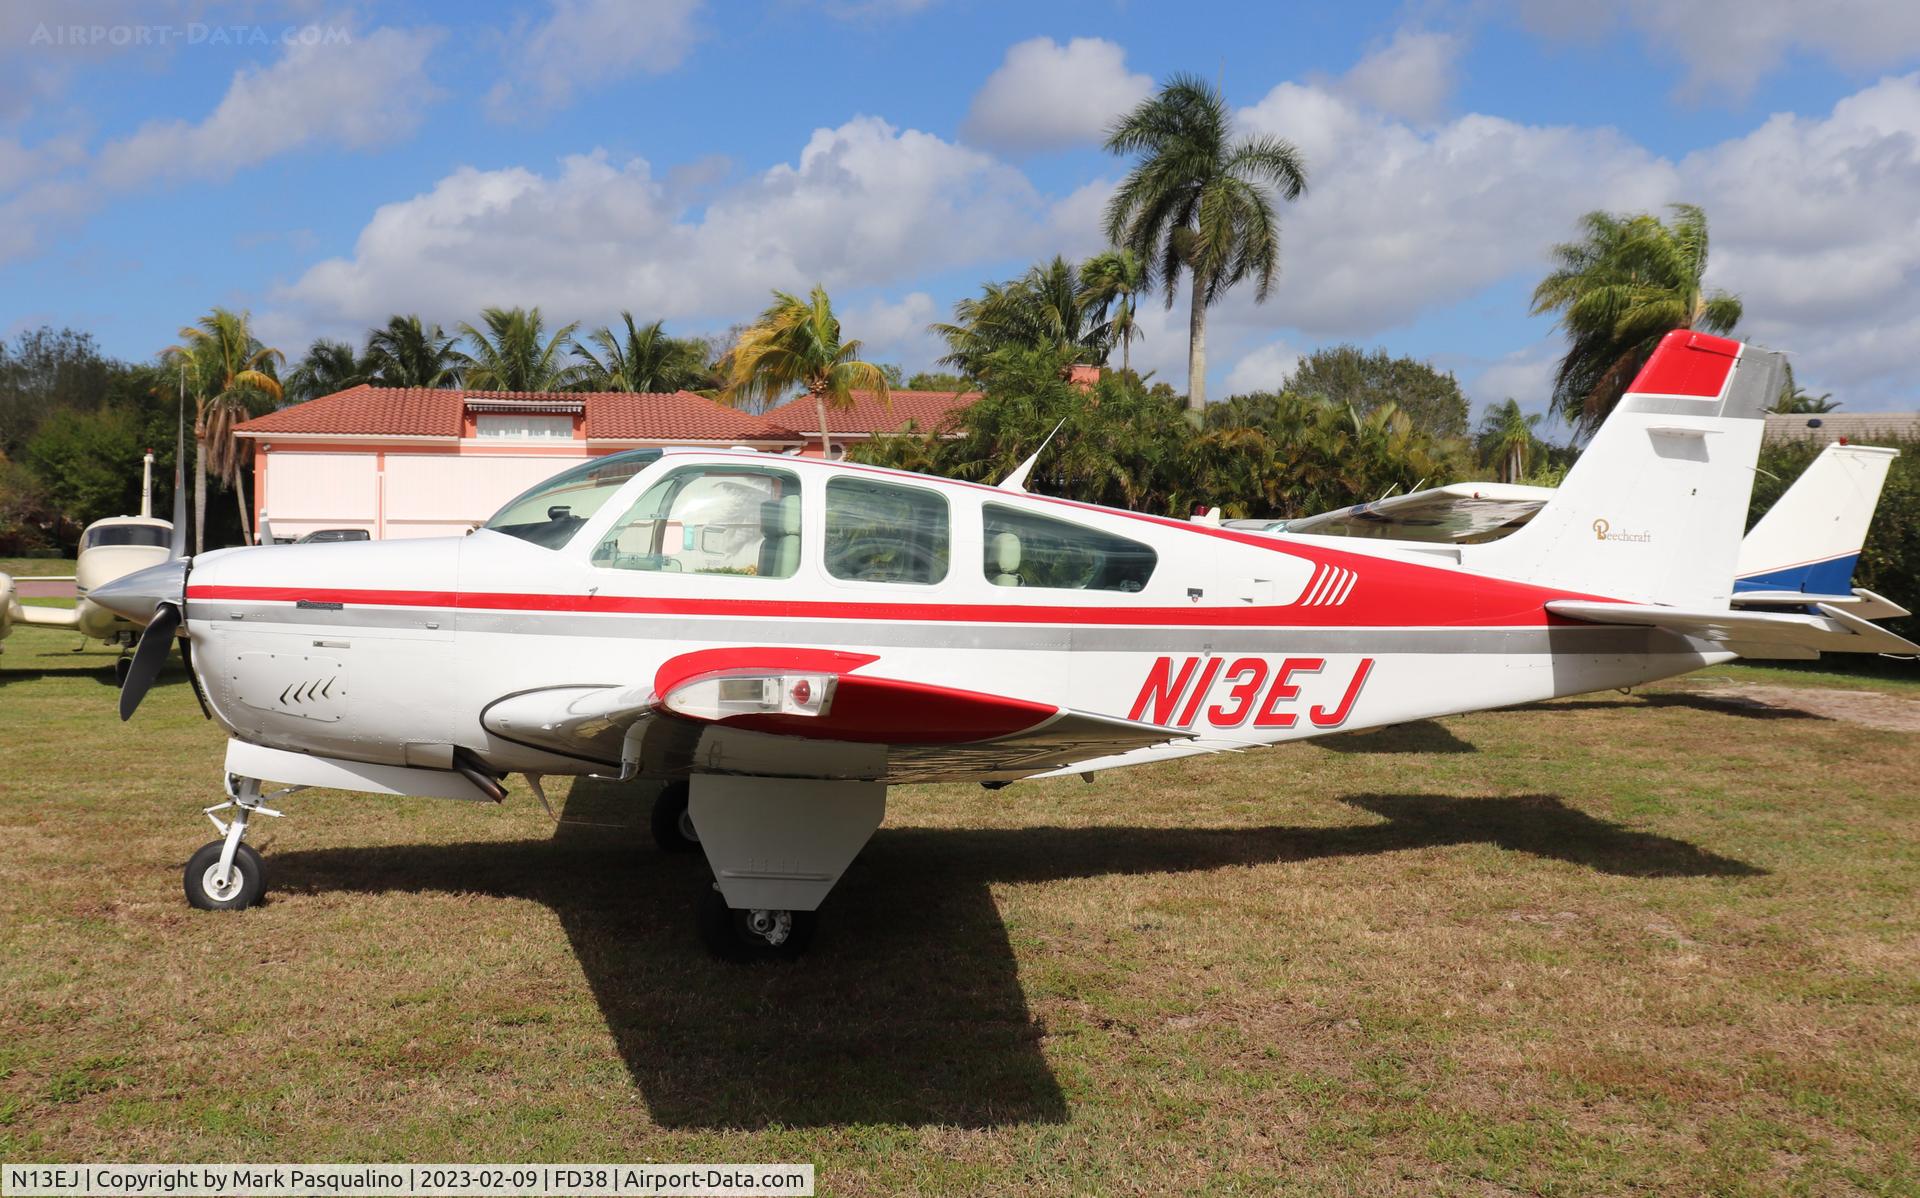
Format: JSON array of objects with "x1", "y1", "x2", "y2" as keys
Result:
[{"x1": 179, "y1": 452, "x2": 1727, "y2": 783}]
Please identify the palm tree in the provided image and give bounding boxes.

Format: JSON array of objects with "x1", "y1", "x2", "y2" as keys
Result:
[
  {"x1": 164, "y1": 308, "x2": 283, "y2": 549},
  {"x1": 1475, "y1": 399, "x2": 1544, "y2": 483},
  {"x1": 1104, "y1": 74, "x2": 1308, "y2": 411},
  {"x1": 1772, "y1": 364, "x2": 1839, "y2": 414},
  {"x1": 456, "y1": 307, "x2": 584, "y2": 392},
  {"x1": 933, "y1": 256, "x2": 1111, "y2": 379},
  {"x1": 1081, "y1": 247, "x2": 1149, "y2": 374},
  {"x1": 285, "y1": 338, "x2": 369, "y2": 402},
  {"x1": 575, "y1": 313, "x2": 715, "y2": 392},
  {"x1": 366, "y1": 315, "x2": 462, "y2": 388},
  {"x1": 720, "y1": 286, "x2": 891, "y2": 460},
  {"x1": 1531, "y1": 203, "x2": 1742, "y2": 433}
]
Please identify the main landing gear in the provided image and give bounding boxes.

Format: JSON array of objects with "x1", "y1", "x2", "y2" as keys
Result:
[{"x1": 183, "y1": 775, "x2": 299, "y2": 911}]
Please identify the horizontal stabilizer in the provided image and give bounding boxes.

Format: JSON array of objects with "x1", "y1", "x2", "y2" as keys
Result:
[
  {"x1": 1731, "y1": 586, "x2": 1910, "y2": 620},
  {"x1": 1547, "y1": 599, "x2": 1919, "y2": 657}
]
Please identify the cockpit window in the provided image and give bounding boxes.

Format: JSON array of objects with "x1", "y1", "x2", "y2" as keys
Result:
[
  {"x1": 593, "y1": 465, "x2": 802, "y2": 577},
  {"x1": 83, "y1": 524, "x2": 171, "y2": 549},
  {"x1": 483, "y1": 449, "x2": 663, "y2": 548}
]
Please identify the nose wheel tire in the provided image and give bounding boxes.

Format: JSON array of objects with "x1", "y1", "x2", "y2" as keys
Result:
[
  {"x1": 184, "y1": 840, "x2": 267, "y2": 910},
  {"x1": 698, "y1": 888, "x2": 815, "y2": 962},
  {"x1": 650, "y1": 781, "x2": 699, "y2": 853}
]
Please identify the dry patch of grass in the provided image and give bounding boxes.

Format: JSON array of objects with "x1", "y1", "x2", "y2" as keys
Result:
[{"x1": 1, "y1": 624, "x2": 1916, "y2": 1196}]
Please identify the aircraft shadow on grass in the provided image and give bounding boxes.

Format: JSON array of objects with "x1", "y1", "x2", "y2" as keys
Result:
[{"x1": 270, "y1": 782, "x2": 1762, "y2": 1131}]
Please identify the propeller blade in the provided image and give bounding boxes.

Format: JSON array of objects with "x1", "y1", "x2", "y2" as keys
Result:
[
  {"x1": 119, "y1": 601, "x2": 181, "y2": 721},
  {"x1": 170, "y1": 387, "x2": 188, "y2": 559}
]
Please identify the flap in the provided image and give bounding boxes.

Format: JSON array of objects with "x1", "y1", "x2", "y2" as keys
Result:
[{"x1": 1547, "y1": 599, "x2": 1919, "y2": 656}]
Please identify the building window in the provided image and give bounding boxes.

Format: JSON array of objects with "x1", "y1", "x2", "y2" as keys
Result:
[
  {"x1": 474, "y1": 413, "x2": 575, "y2": 440},
  {"x1": 981, "y1": 503, "x2": 1156, "y2": 591},
  {"x1": 593, "y1": 465, "x2": 802, "y2": 578},
  {"x1": 825, "y1": 477, "x2": 949, "y2": 585}
]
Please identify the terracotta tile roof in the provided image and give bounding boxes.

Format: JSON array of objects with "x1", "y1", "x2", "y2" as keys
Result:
[
  {"x1": 761, "y1": 389, "x2": 981, "y2": 437},
  {"x1": 1764, "y1": 411, "x2": 1920, "y2": 445},
  {"x1": 234, "y1": 386, "x2": 799, "y2": 443}
]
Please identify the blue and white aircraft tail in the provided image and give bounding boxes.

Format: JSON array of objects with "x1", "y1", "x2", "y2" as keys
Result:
[{"x1": 1732, "y1": 442, "x2": 1908, "y2": 620}]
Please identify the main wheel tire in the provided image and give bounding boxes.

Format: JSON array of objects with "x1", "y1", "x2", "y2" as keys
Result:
[
  {"x1": 697, "y1": 888, "x2": 815, "y2": 962},
  {"x1": 184, "y1": 840, "x2": 267, "y2": 911},
  {"x1": 650, "y1": 780, "x2": 699, "y2": 853}
]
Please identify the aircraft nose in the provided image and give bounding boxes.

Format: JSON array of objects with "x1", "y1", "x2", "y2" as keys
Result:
[{"x1": 89, "y1": 559, "x2": 188, "y2": 624}]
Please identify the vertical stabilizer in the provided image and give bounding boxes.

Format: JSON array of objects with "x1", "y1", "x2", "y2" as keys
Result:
[
  {"x1": 1466, "y1": 330, "x2": 1781, "y2": 606},
  {"x1": 1736, "y1": 442, "x2": 1896, "y2": 596}
]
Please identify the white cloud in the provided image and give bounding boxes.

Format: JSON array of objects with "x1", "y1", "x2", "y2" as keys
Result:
[
  {"x1": 1334, "y1": 30, "x2": 1461, "y2": 122},
  {"x1": 485, "y1": 0, "x2": 702, "y2": 119},
  {"x1": 1466, "y1": 341, "x2": 1560, "y2": 412},
  {"x1": 1229, "y1": 81, "x2": 1675, "y2": 337},
  {"x1": 1512, "y1": 0, "x2": 1920, "y2": 99},
  {"x1": 1224, "y1": 339, "x2": 1303, "y2": 395},
  {"x1": 841, "y1": 291, "x2": 940, "y2": 370},
  {"x1": 1681, "y1": 74, "x2": 1920, "y2": 394},
  {"x1": 962, "y1": 36, "x2": 1153, "y2": 152},
  {"x1": 96, "y1": 24, "x2": 444, "y2": 186},
  {"x1": 277, "y1": 117, "x2": 1053, "y2": 334}
]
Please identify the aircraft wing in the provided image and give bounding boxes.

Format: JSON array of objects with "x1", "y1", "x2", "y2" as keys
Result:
[
  {"x1": 0, "y1": 574, "x2": 80, "y2": 635},
  {"x1": 1546, "y1": 599, "x2": 1920, "y2": 660},
  {"x1": 1228, "y1": 482, "x2": 1555, "y2": 543},
  {"x1": 481, "y1": 647, "x2": 1197, "y2": 784}
]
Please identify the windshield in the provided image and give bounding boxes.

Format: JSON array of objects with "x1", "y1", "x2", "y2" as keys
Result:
[
  {"x1": 84, "y1": 524, "x2": 171, "y2": 549},
  {"x1": 484, "y1": 450, "x2": 664, "y2": 548}
]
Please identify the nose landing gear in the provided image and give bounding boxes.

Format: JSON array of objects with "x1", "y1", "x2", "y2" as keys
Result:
[{"x1": 183, "y1": 775, "x2": 299, "y2": 911}]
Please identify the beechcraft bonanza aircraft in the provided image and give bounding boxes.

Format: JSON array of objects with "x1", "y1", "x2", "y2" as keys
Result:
[{"x1": 89, "y1": 330, "x2": 1916, "y2": 959}]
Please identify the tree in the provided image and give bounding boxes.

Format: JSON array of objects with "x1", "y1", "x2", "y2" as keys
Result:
[
  {"x1": 720, "y1": 285, "x2": 891, "y2": 460},
  {"x1": 1475, "y1": 399, "x2": 1544, "y2": 483},
  {"x1": 1532, "y1": 202, "x2": 1742, "y2": 433},
  {"x1": 934, "y1": 256, "x2": 1111, "y2": 380},
  {"x1": 1283, "y1": 345, "x2": 1471, "y2": 440},
  {"x1": 457, "y1": 307, "x2": 584, "y2": 392},
  {"x1": 575, "y1": 313, "x2": 716, "y2": 392},
  {"x1": 21, "y1": 406, "x2": 146, "y2": 530},
  {"x1": 905, "y1": 371, "x2": 971, "y2": 391},
  {"x1": 366, "y1": 315, "x2": 462, "y2": 388},
  {"x1": 0, "y1": 326, "x2": 117, "y2": 456},
  {"x1": 285, "y1": 338, "x2": 369, "y2": 402},
  {"x1": 1080, "y1": 247, "x2": 1149, "y2": 373},
  {"x1": 1105, "y1": 74, "x2": 1308, "y2": 411},
  {"x1": 165, "y1": 309, "x2": 283, "y2": 550}
]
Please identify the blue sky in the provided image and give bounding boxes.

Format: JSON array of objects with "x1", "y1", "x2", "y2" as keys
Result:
[{"x1": 4, "y1": 0, "x2": 1919, "y2": 425}]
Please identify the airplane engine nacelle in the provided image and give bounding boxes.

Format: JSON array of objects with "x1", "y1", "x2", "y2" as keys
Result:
[{"x1": 0, "y1": 573, "x2": 16, "y2": 642}]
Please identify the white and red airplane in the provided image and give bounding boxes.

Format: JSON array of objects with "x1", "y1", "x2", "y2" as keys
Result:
[{"x1": 91, "y1": 330, "x2": 1915, "y2": 959}]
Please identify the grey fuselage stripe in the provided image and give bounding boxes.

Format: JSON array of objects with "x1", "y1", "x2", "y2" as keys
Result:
[{"x1": 187, "y1": 601, "x2": 1688, "y2": 656}]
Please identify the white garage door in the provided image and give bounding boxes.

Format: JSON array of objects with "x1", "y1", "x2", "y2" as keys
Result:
[
  {"x1": 261, "y1": 453, "x2": 378, "y2": 540},
  {"x1": 383, "y1": 454, "x2": 592, "y2": 538}
]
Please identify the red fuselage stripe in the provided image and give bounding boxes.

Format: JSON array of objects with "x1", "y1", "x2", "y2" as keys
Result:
[{"x1": 185, "y1": 584, "x2": 1585, "y2": 628}]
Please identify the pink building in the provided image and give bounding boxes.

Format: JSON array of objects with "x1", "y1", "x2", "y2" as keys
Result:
[
  {"x1": 760, "y1": 389, "x2": 981, "y2": 459},
  {"x1": 234, "y1": 386, "x2": 802, "y2": 540}
]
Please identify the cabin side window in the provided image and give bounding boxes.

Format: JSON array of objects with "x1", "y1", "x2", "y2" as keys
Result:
[
  {"x1": 825, "y1": 477, "x2": 949, "y2": 585},
  {"x1": 593, "y1": 465, "x2": 803, "y2": 578},
  {"x1": 981, "y1": 503, "x2": 1157, "y2": 592}
]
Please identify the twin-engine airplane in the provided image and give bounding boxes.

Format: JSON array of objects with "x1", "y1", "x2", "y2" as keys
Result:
[
  {"x1": 0, "y1": 450, "x2": 173, "y2": 662},
  {"x1": 90, "y1": 330, "x2": 1916, "y2": 959}
]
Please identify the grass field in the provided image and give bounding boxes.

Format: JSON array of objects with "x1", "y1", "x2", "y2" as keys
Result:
[
  {"x1": 1, "y1": 621, "x2": 1915, "y2": 1196},
  {"x1": 0, "y1": 557, "x2": 78, "y2": 577}
]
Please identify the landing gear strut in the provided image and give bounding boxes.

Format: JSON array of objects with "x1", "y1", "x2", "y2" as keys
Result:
[{"x1": 183, "y1": 775, "x2": 297, "y2": 911}]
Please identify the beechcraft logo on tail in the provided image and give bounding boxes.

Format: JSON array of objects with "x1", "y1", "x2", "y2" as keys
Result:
[
  {"x1": 1129, "y1": 656, "x2": 1374, "y2": 731},
  {"x1": 1592, "y1": 518, "x2": 1652, "y2": 543}
]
